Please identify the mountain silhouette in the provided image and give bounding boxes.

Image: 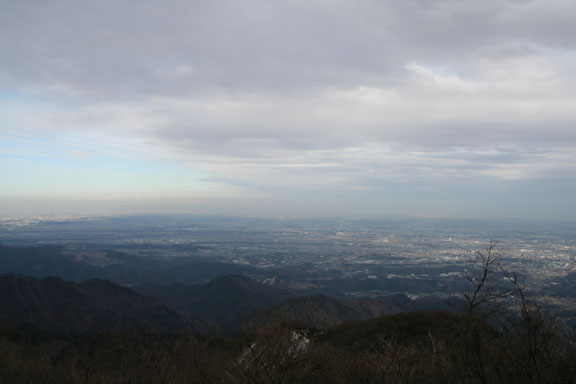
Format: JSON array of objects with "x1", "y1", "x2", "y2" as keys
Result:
[{"x1": 0, "y1": 274, "x2": 188, "y2": 333}]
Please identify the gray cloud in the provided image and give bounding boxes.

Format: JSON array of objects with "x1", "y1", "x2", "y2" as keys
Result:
[
  {"x1": 3, "y1": 0, "x2": 575, "y2": 97},
  {"x1": 1, "y1": 0, "x2": 576, "y2": 218}
]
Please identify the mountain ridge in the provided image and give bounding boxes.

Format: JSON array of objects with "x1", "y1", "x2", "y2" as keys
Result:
[{"x1": 0, "y1": 273, "x2": 189, "y2": 333}]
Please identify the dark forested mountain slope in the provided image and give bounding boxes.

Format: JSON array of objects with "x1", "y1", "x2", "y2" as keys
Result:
[
  {"x1": 135, "y1": 276, "x2": 427, "y2": 332},
  {"x1": 266, "y1": 293, "x2": 419, "y2": 328},
  {"x1": 318, "y1": 310, "x2": 498, "y2": 351},
  {"x1": 132, "y1": 282, "x2": 202, "y2": 311},
  {"x1": 0, "y1": 245, "x2": 466, "y2": 334},
  {"x1": 0, "y1": 274, "x2": 189, "y2": 333},
  {"x1": 183, "y1": 275, "x2": 293, "y2": 333}
]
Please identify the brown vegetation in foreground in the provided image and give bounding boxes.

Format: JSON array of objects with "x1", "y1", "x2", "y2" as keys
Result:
[
  {"x1": 1, "y1": 245, "x2": 575, "y2": 383},
  {"x1": 1, "y1": 308, "x2": 575, "y2": 384}
]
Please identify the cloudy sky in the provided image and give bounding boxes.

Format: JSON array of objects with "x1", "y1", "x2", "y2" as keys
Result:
[{"x1": 1, "y1": 0, "x2": 575, "y2": 219}]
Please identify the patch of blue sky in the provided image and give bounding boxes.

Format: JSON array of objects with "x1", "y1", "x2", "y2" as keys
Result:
[
  {"x1": 1, "y1": 126, "x2": 161, "y2": 164},
  {"x1": 0, "y1": 128, "x2": 209, "y2": 199},
  {"x1": 1, "y1": 132, "x2": 75, "y2": 159},
  {"x1": 0, "y1": 152, "x2": 210, "y2": 199},
  {"x1": 0, "y1": 89, "x2": 47, "y2": 103},
  {"x1": 0, "y1": 87, "x2": 85, "y2": 106},
  {"x1": 0, "y1": 91, "x2": 88, "y2": 137}
]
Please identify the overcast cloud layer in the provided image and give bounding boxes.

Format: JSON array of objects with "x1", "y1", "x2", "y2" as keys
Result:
[{"x1": 1, "y1": 0, "x2": 575, "y2": 218}]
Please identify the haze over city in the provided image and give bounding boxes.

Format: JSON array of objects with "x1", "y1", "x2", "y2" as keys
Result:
[{"x1": 1, "y1": 0, "x2": 575, "y2": 219}]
